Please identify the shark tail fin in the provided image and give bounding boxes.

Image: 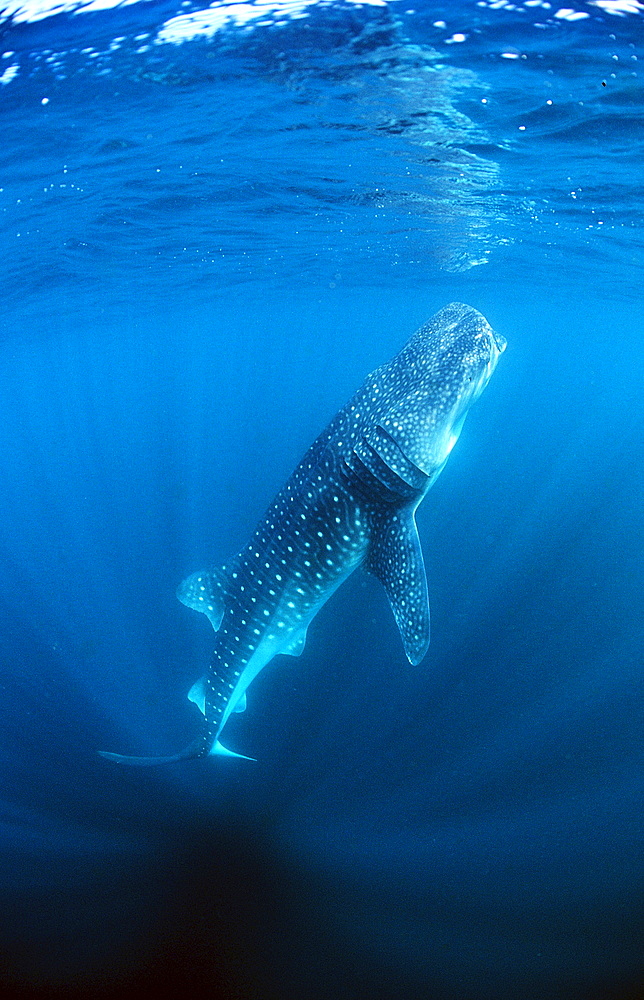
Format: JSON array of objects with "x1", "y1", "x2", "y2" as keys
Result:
[
  {"x1": 98, "y1": 736, "x2": 207, "y2": 766},
  {"x1": 98, "y1": 736, "x2": 256, "y2": 766},
  {"x1": 211, "y1": 740, "x2": 256, "y2": 761}
]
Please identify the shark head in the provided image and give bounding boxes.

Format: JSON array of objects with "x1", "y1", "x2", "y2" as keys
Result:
[{"x1": 374, "y1": 302, "x2": 506, "y2": 481}]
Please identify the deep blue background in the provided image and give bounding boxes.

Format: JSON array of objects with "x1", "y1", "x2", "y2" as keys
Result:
[{"x1": 0, "y1": 2, "x2": 642, "y2": 998}]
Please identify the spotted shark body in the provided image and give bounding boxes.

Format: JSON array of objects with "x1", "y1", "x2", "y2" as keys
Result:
[{"x1": 100, "y1": 302, "x2": 505, "y2": 765}]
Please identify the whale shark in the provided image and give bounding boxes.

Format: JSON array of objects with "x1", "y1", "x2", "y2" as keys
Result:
[{"x1": 100, "y1": 302, "x2": 505, "y2": 765}]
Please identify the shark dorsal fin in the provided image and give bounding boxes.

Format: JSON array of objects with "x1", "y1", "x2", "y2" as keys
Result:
[
  {"x1": 177, "y1": 567, "x2": 229, "y2": 632},
  {"x1": 187, "y1": 675, "x2": 207, "y2": 714},
  {"x1": 365, "y1": 510, "x2": 430, "y2": 665}
]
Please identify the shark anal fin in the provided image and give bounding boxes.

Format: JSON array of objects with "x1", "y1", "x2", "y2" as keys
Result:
[
  {"x1": 177, "y1": 567, "x2": 229, "y2": 632},
  {"x1": 283, "y1": 627, "x2": 308, "y2": 657},
  {"x1": 366, "y1": 509, "x2": 430, "y2": 665},
  {"x1": 232, "y1": 691, "x2": 247, "y2": 713}
]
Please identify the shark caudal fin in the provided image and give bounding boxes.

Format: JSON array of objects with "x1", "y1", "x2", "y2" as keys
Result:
[
  {"x1": 98, "y1": 736, "x2": 207, "y2": 766},
  {"x1": 210, "y1": 741, "x2": 256, "y2": 761},
  {"x1": 98, "y1": 750, "x2": 194, "y2": 765},
  {"x1": 98, "y1": 736, "x2": 255, "y2": 765}
]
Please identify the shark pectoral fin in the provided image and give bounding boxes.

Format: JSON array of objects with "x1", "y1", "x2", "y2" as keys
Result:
[
  {"x1": 282, "y1": 628, "x2": 308, "y2": 657},
  {"x1": 188, "y1": 676, "x2": 207, "y2": 715},
  {"x1": 177, "y1": 567, "x2": 229, "y2": 632},
  {"x1": 366, "y1": 509, "x2": 430, "y2": 665},
  {"x1": 211, "y1": 740, "x2": 256, "y2": 761}
]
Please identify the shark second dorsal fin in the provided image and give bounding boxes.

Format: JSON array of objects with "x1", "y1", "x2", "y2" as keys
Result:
[
  {"x1": 188, "y1": 677, "x2": 246, "y2": 714},
  {"x1": 365, "y1": 509, "x2": 430, "y2": 665},
  {"x1": 187, "y1": 675, "x2": 207, "y2": 714},
  {"x1": 177, "y1": 567, "x2": 229, "y2": 632}
]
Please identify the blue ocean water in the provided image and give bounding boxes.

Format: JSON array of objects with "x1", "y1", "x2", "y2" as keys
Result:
[{"x1": 0, "y1": 1, "x2": 642, "y2": 997}]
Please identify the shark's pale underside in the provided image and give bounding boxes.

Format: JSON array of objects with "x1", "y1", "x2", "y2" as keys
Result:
[{"x1": 100, "y1": 302, "x2": 506, "y2": 765}]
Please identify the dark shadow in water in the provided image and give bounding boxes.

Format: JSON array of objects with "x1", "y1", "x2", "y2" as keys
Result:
[{"x1": 1, "y1": 810, "x2": 643, "y2": 1000}]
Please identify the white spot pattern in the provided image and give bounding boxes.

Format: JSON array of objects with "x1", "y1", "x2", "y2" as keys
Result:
[{"x1": 175, "y1": 303, "x2": 504, "y2": 759}]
